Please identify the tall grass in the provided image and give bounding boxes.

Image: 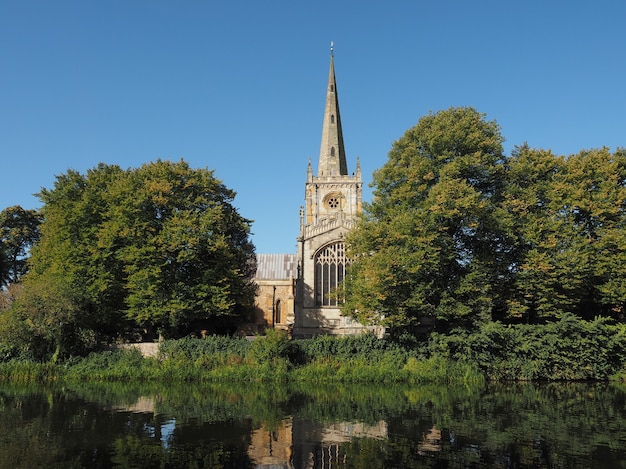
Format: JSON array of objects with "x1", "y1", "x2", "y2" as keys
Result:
[
  {"x1": 63, "y1": 348, "x2": 159, "y2": 381},
  {"x1": 0, "y1": 360, "x2": 59, "y2": 383},
  {"x1": 402, "y1": 356, "x2": 484, "y2": 385}
]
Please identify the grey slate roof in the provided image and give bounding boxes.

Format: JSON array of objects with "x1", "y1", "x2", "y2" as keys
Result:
[{"x1": 255, "y1": 253, "x2": 298, "y2": 280}]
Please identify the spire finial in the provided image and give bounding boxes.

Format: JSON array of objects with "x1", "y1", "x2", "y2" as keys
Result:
[{"x1": 330, "y1": 41, "x2": 334, "y2": 56}]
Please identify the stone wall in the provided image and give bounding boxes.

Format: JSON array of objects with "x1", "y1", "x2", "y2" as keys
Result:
[{"x1": 117, "y1": 342, "x2": 159, "y2": 358}]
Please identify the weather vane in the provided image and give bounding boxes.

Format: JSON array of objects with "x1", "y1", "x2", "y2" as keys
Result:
[{"x1": 330, "y1": 41, "x2": 334, "y2": 55}]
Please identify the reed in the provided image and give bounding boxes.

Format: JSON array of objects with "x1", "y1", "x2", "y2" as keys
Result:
[{"x1": 0, "y1": 360, "x2": 59, "y2": 383}]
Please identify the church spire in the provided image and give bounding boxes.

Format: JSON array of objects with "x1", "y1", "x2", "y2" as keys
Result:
[{"x1": 318, "y1": 44, "x2": 348, "y2": 177}]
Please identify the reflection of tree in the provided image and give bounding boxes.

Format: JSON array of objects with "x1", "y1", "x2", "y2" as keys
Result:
[
  {"x1": 0, "y1": 382, "x2": 625, "y2": 468},
  {"x1": 0, "y1": 397, "x2": 68, "y2": 467},
  {"x1": 111, "y1": 432, "x2": 254, "y2": 468},
  {"x1": 0, "y1": 387, "x2": 255, "y2": 468},
  {"x1": 377, "y1": 382, "x2": 626, "y2": 468}
]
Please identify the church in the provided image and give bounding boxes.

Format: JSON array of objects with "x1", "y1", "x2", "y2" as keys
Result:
[{"x1": 253, "y1": 49, "x2": 379, "y2": 338}]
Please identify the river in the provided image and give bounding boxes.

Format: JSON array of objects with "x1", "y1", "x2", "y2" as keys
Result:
[{"x1": 0, "y1": 381, "x2": 624, "y2": 468}]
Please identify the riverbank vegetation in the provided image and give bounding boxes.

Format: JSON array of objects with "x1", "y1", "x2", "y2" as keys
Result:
[{"x1": 1, "y1": 317, "x2": 625, "y2": 384}]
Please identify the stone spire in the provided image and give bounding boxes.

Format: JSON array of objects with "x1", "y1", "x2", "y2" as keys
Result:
[{"x1": 318, "y1": 45, "x2": 348, "y2": 177}]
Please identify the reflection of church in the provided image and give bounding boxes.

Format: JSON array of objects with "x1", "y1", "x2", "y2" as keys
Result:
[
  {"x1": 254, "y1": 49, "x2": 378, "y2": 338},
  {"x1": 248, "y1": 417, "x2": 388, "y2": 468}
]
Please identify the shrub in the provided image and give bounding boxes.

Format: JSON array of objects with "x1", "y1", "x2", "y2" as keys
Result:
[
  {"x1": 159, "y1": 335, "x2": 250, "y2": 362},
  {"x1": 296, "y1": 332, "x2": 413, "y2": 363},
  {"x1": 247, "y1": 329, "x2": 292, "y2": 365},
  {"x1": 428, "y1": 314, "x2": 626, "y2": 381}
]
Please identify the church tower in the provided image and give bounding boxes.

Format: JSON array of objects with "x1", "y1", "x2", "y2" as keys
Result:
[{"x1": 293, "y1": 47, "x2": 368, "y2": 337}]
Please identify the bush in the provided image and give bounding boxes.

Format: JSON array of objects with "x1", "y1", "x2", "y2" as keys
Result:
[
  {"x1": 296, "y1": 332, "x2": 414, "y2": 363},
  {"x1": 159, "y1": 335, "x2": 250, "y2": 361},
  {"x1": 247, "y1": 329, "x2": 292, "y2": 365},
  {"x1": 0, "y1": 309, "x2": 32, "y2": 362},
  {"x1": 428, "y1": 314, "x2": 626, "y2": 381}
]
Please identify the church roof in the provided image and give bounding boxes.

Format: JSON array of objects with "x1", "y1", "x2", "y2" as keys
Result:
[
  {"x1": 318, "y1": 46, "x2": 348, "y2": 177},
  {"x1": 255, "y1": 253, "x2": 297, "y2": 280}
]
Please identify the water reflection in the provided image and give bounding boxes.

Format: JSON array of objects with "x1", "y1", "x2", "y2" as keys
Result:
[
  {"x1": 248, "y1": 419, "x2": 292, "y2": 467},
  {"x1": 0, "y1": 381, "x2": 624, "y2": 468}
]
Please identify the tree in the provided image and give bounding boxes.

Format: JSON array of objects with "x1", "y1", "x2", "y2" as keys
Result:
[
  {"x1": 505, "y1": 146, "x2": 626, "y2": 321},
  {"x1": 343, "y1": 108, "x2": 626, "y2": 334},
  {"x1": 8, "y1": 273, "x2": 86, "y2": 361},
  {"x1": 22, "y1": 159, "x2": 256, "y2": 347},
  {"x1": 500, "y1": 144, "x2": 567, "y2": 321},
  {"x1": 343, "y1": 107, "x2": 508, "y2": 333},
  {"x1": 110, "y1": 160, "x2": 257, "y2": 336},
  {"x1": 0, "y1": 205, "x2": 41, "y2": 286}
]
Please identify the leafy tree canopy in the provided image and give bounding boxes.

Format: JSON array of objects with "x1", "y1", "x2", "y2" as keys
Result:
[
  {"x1": 504, "y1": 145, "x2": 626, "y2": 321},
  {"x1": 343, "y1": 107, "x2": 626, "y2": 334},
  {"x1": 343, "y1": 107, "x2": 506, "y2": 332},
  {"x1": 18, "y1": 159, "x2": 256, "y2": 354}
]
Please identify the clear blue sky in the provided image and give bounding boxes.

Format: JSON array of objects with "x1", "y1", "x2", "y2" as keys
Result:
[{"x1": 1, "y1": 1, "x2": 624, "y2": 254}]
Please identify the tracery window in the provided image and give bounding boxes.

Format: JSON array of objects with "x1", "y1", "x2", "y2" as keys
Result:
[
  {"x1": 314, "y1": 242, "x2": 348, "y2": 306},
  {"x1": 327, "y1": 197, "x2": 340, "y2": 208},
  {"x1": 323, "y1": 192, "x2": 344, "y2": 210}
]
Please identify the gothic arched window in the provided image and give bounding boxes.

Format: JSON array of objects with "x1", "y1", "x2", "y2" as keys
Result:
[
  {"x1": 274, "y1": 299, "x2": 282, "y2": 324},
  {"x1": 314, "y1": 242, "x2": 348, "y2": 306}
]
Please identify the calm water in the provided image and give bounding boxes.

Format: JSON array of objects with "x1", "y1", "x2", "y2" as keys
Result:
[{"x1": 0, "y1": 380, "x2": 624, "y2": 468}]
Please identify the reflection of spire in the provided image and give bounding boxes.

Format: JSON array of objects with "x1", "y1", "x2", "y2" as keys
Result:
[{"x1": 318, "y1": 47, "x2": 347, "y2": 177}]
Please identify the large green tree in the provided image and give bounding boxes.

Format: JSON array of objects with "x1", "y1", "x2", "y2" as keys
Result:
[
  {"x1": 343, "y1": 107, "x2": 508, "y2": 332},
  {"x1": 21, "y1": 159, "x2": 256, "y2": 350},
  {"x1": 343, "y1": 107, "x2": 626, "y2": 334}
]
